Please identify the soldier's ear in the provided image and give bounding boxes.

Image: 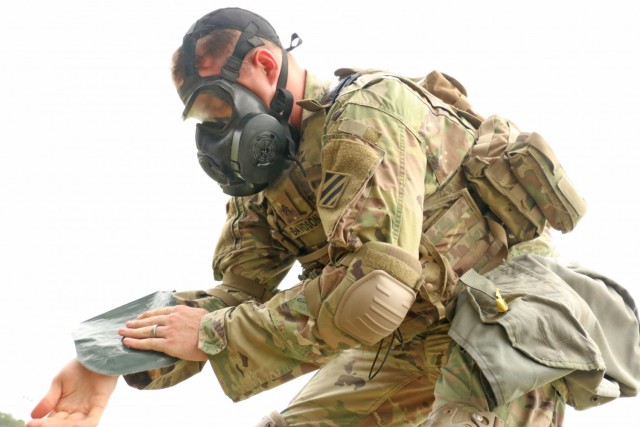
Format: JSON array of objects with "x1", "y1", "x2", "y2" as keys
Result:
[{"x1": 252, "y1": 48, "x2": 279, "y2": 86}]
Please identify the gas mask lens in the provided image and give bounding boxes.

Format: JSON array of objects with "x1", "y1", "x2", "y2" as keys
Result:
[
  {"x1": 184, "y1": 90, "x2": 233, "y2": 129},
  {"x1": 182, "y1": 78, "x2": 293, "y2": 196}
]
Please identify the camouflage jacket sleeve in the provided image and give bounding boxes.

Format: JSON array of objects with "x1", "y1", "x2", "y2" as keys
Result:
[
  {"x1": 211, "y1": 193, "x2": 297, "y2": 302},
  {"x1": 197, "y1": 74, "x2": 477, "y2": 401},
  {"x1": 123, "y1": 193, "x2": 297, "y2": 391}
]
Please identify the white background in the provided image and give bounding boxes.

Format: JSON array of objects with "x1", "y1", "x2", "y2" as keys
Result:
[{"x1": 1, "y1": 1, "x2": 639, "y2": 425}]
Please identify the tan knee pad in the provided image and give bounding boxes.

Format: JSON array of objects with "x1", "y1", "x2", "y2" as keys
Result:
[
  {"x1": 426, "y1": 403, "x2": 504, "y2": 427},
  {"x1": 254, "y1": 410, "x2": 288, "y2": 427},
  {"x1": 334, "y1": 241, "x2": 421, "y2": 345}
]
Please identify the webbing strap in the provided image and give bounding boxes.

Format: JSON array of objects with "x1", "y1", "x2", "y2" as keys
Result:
[
  {"x1": 217, "y1": 272, "x2": 273, "y2": 302},
  {"x1": 205, "y1": 287, "x2": 244, "y2": 307},
  {"x1": 523, "y1": 132, "x2": 559, "y2": 172},
  {"x1": 297, "y1": 244, "x2": 330, "y2": 270},
  {"x1": 302, "y1": 277, "x2": 322, "y2": 318},
  {"x1": 481, "y1": 217, "x2": 509, "y2": 274},
  {"x1": 417, "y1": 235, "x2": 453, "y2": 320}
]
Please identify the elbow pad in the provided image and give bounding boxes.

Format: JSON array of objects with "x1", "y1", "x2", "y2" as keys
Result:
[{"x1": 333, "y1": 242, "x2": 422, "y2": 345}]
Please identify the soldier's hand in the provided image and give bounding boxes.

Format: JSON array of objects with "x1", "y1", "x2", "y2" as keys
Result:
[
  {"x1": 118, "y1": 305, "x2": 209, "y2": 362},
  {"x1": 28, "y1": 358, "x2": 118, "y2": 427}
]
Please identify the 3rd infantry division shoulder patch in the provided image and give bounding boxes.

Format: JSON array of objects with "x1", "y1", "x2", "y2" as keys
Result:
[{"x1": 319, "y1": 171, "x2": 350, "y2": 208}]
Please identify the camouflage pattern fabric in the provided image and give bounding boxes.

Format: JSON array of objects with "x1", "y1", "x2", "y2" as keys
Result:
[
  {"x1": 131, "y1": 71, "x2": 570, "y2": 425},
  {"x1": 277, "y1": 331, "x2": 567, "y2": 427},
  {"x1": 431, "y1": 345, "x2": 567, "y2": 427},
  {"x1": 508, "y1": 132, "x2": 587, "y2": 234},
  {"x1": 197, "y1": 71, "x2": 478, "y2": 400},
  {"x1": 124, "y1": 289, "x2": 237, "y2": 390},
  {"x1": 280, "y1": 322, "x2": 452, "y2": 426},
  {"x1": 204, "y1": 70, "x2": 569, "y2": 426}
]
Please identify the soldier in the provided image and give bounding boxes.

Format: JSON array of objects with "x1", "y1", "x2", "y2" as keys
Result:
[{"x1": 28, "y1": 7, "x2": 640, "y2": 427}]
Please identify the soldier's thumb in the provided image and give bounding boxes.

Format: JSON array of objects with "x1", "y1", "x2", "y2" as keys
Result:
[{"x1": 30, "y1": 379, "x2": 62, "y2": 420}]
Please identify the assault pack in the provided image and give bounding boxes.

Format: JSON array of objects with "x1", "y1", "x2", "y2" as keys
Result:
[
  {"x1": 422, "y1": 71, "x2": 587, "y2": 243},
  {"x1": 332, "y1": 68, "x2": 587, "y2": 248},
  {"x1": 324, "y1": 68, "x2": 588, "y2": 322}
]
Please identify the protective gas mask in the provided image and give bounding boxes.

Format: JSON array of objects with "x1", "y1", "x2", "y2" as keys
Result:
[
  {"x1": 183, "y1": 78, "x2": 297, "y2": 196},
  {"x1": 177, "y1": 8, "x2": 302, "y2": 196}
]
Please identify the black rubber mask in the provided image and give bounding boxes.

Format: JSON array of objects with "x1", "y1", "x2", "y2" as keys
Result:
[
  {"x1": 177, "y1": 8, "x2": 301, "y2": 196},
  {"x1": 188, "y1": 79, "x2": 291, "y2": 196}
]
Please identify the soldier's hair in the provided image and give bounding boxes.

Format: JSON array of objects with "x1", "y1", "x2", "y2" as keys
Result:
[{"x1": 171, "y1": 28, "x2": 280, "y2": 85}]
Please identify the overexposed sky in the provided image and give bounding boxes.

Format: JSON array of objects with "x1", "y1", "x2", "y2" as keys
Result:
[{"x1": 1, "y1": 1, "x2": 639, "y2": 425}]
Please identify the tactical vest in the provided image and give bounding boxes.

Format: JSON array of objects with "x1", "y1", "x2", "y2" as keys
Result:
[
  {"x1": 263, "y1": 72, "x2": 485, "y2": 286},
  {"x1": 263, "y1": 103, "x2": 332, "y2": 280},
  {"x1": 399, "y1": 69, "x2": 585, "y2": 326},
  {"x1": 262, "y1": 69, "x2": 585, "y2": 329}
]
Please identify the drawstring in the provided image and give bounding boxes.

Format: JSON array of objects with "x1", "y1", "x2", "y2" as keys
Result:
[{"x1": 368, "y1": 329, "x2": 404, "y2": 380}]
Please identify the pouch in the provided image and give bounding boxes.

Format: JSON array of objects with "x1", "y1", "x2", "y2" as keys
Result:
[
  {"x1": 463, "y1": 116, "x2": 546, "y2": 242},
  {"x1": 508, "y1": 132, "x2": 587, "y2": 233}
]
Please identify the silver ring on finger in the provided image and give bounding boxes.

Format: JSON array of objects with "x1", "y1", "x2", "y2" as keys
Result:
[{"x1": 150, "y1": 324, "x2": 158, "y2": 339}]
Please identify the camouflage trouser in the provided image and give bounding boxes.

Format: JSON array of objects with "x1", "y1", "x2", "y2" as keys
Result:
[
  {"x1": 430, "y1": 345, "x2": 567, "y2": 427},
  {"x1": 275, "y1": 323, "x2": 566, "y2": 427}
]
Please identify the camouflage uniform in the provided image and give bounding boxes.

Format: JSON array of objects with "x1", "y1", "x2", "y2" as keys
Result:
[{"x1": 125, "y1": 71, "x2": 572, "y2": 426}]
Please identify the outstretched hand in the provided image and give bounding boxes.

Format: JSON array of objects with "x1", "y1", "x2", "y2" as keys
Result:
[
  {"x1": 118, "y1": 304, "x2": 209, "y2": 362},
  {"x1": 28, "y1": 359, "x2": 118, "y2": 427},
  {"x1": 28, "y1": 305, "x2": 207, "y2": 426}
]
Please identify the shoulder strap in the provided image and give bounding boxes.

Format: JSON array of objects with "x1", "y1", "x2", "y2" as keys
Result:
[{"x1": 328, "y1": 68, "x2": 483, "y2": 130}]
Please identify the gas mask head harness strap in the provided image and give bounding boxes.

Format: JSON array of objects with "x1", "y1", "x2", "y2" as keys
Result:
[{"x1": 178, "y1": 8, "x2": 303, "y2": 196}]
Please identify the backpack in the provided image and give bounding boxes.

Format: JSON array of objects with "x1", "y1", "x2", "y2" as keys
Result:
[
  {"x1": 332, "y1": 68, "x2": 587, "y2": 244},
  {"x1": 325, "y1": 68, "x2": 587, "y2": 323},
  {"x1": 417, "y1": 71, "x2": 586, "y2": 242}
]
